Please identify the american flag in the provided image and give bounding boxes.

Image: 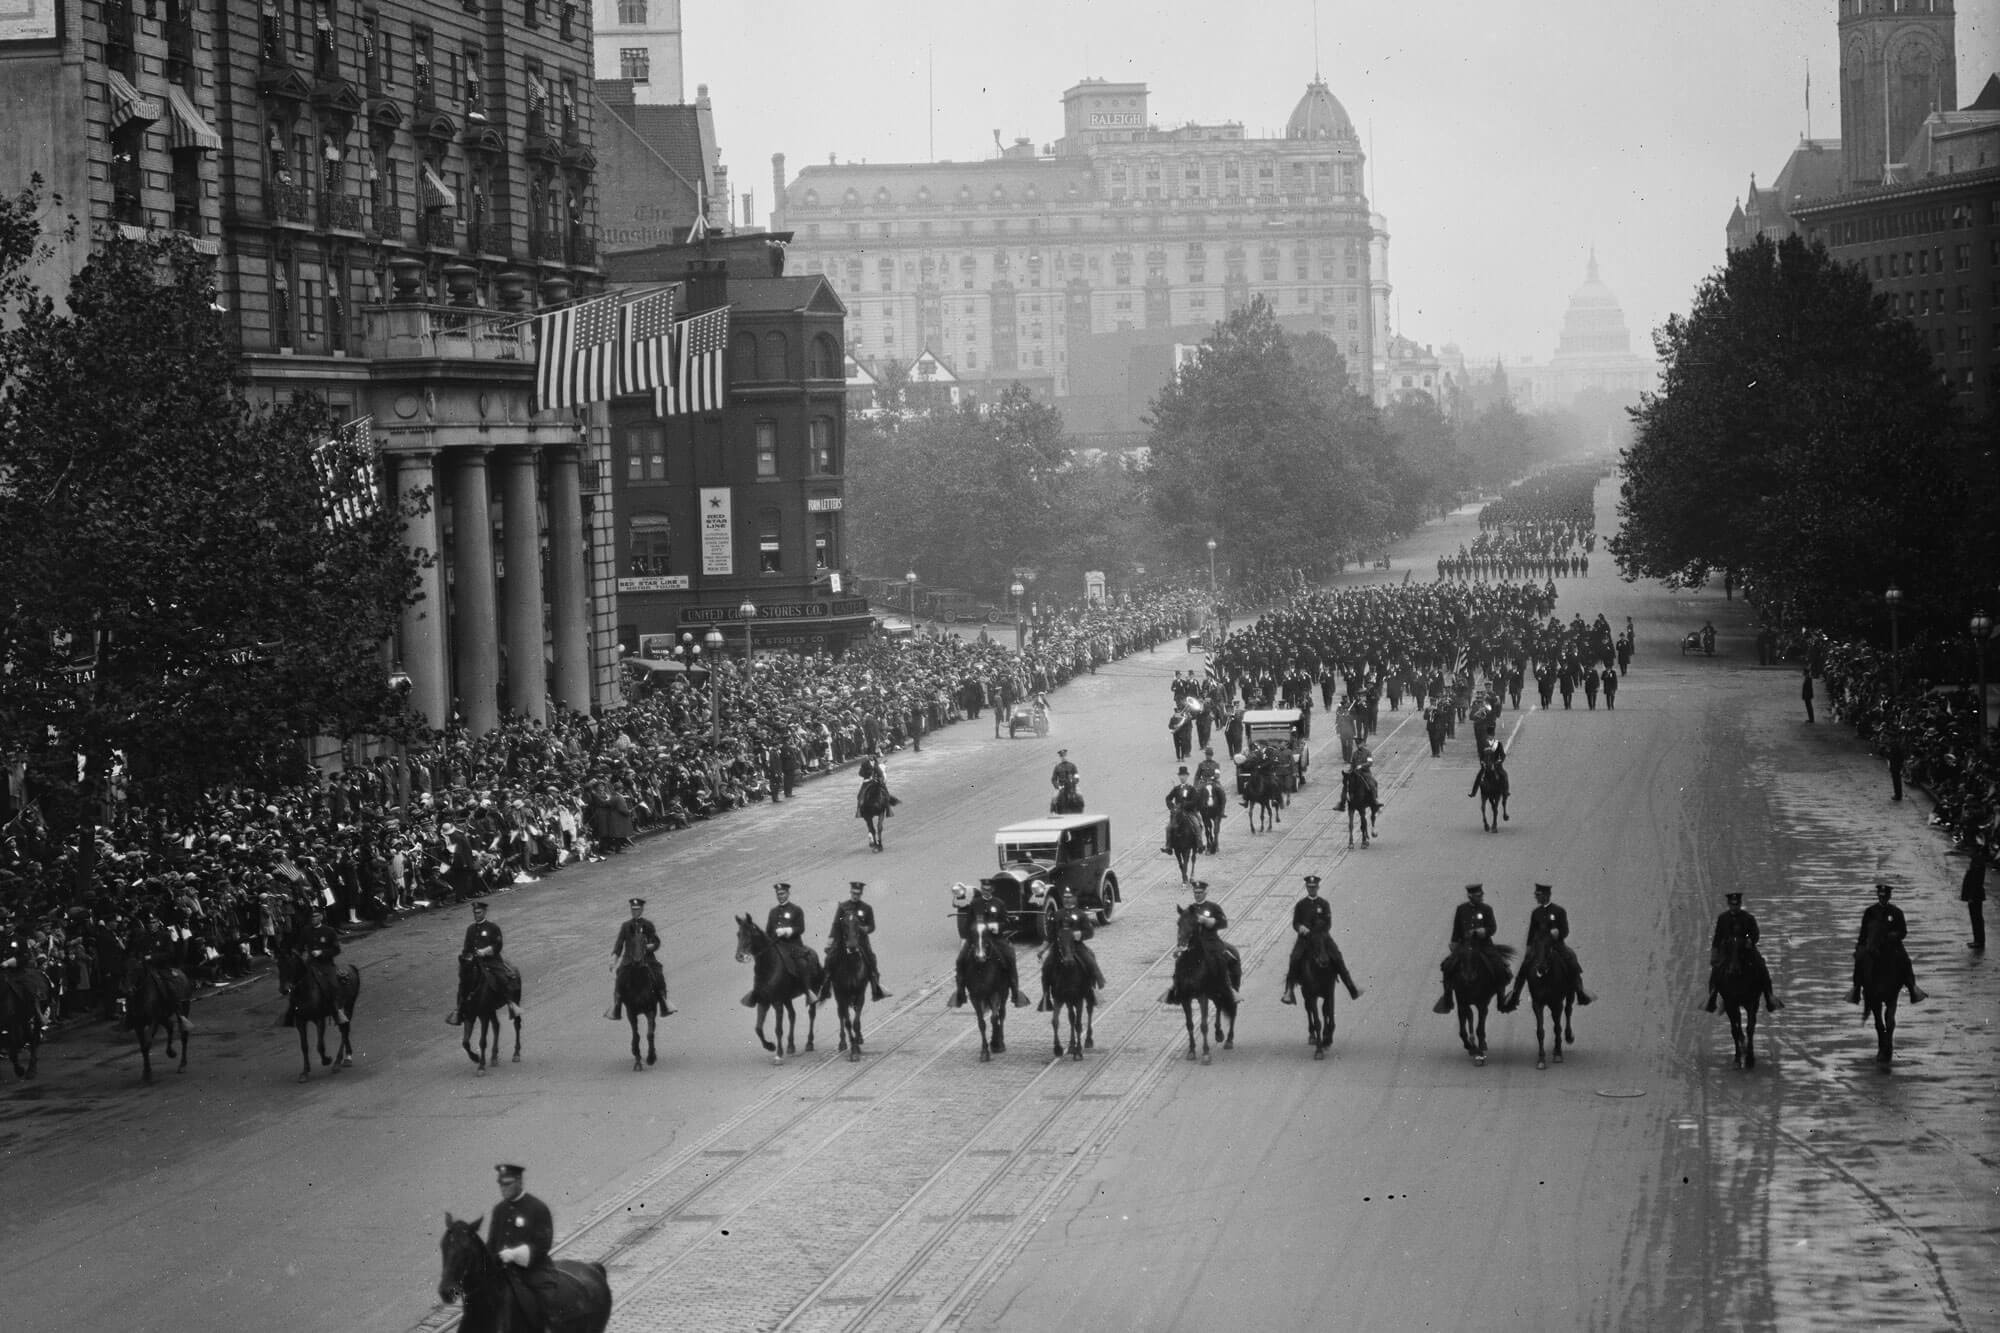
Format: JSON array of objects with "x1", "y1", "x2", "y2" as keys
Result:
[
  {"x1": 616, "y1": 287, "x2": 676, "y2": 396},
  {"x1": 314, "y1": 416, "x2": 378, "y2": 529},
  {"x1": 654, "y1": 305, "x2": 730, "y2": 417},
  {"x1": 534, "y1": 293, "x2": 620, "y2": 412}
]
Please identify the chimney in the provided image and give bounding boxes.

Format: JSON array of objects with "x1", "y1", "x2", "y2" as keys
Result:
[
  {"x1": 770, "y1": 152, "x2": 786, "y2": 230},
  {"x1": 713, "y1": 164, "x2": 730, "y2": 227},
  {"x1": 685, "y1": 258, "x2": 727, "y2": 315}
]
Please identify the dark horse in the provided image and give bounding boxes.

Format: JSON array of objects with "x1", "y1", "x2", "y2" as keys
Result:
[
  {"x1": 1507, "y1": 936, "x2": 1575, "y2": 1070},
  {"x1": 284, "y1": 952, "x2": 359, "y2": 1083},
  {"x1": 1196, "y1": 779, "x2": 1228, "y2": 854},
  {"x1": 1711, "y1": 936, "x2": 1764, "y2": 1070},
  {"x1": 857, "y1": 774, "x2": 895, "y2": 852},
  {"x1": 1856, "y1": 916, "x2": 1904, "y2": 1067},
  {"x1": 1241, "y1": 769, "x2": 1280, "y2": 834},
  {"x1": 1290, "y1": 938, "x2": 1344, "y2": 1061},
  {"x1": 734, "y1": 913, "x2": 819, "y2": 1064},
  {"x1": 459, "y1": 956, "x2": 521, "y2": 1074},
  {"x1": 0, "y1": 965, "x2": 50, "y2": 1080},
  {"x1": 437, "y1": 1212, "x2": 611, "y2": 1333},
  {"x1": 1167, "y1": 806, "x2": 1204, "y2": 884},
  {"x1": 614, "y1": 961, "x2": 665, "y2": 1071},
  {"x1": 1043, "y1": 923, "x2": 1096, "y2": 1061},
  {"x1": 1442, "y1": 941, "x2": 1514, "y2": 1066},
  {"x1": 1341, "y1": 768, "x2": 1380, "y2": 848},
  {"x1": 825, "y1": 909, "x2": 871, "y2": 1062},
  {"x1": 1169, "y1": 906, "x2": 1237, "y2": 1064},
  {"x1": 125, "y1": 957, "x2": 192, "y2": 1084},
  {"x1": 1472, "y1": 752, "x2": 1510, "y2": 832},
  {"x1": 959, "y1": 927, "x2": 1012, "y2": 1062},
  {"x1": 1050, "y1": 777, "x2": 1085, "y2": 814}
]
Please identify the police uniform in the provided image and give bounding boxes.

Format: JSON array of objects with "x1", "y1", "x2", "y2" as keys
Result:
[
  {"x1": 1193, "y1": 752, "x2": 1223, "y2": 785},
  {"x1": 1039, "y1": 901, "x2": 1105, "y2": 1007},
  {"x1": 1849, "y1": 886, "x2": 1926, "y2": 1004},
  {"x1": 856, "y1": 753, "x2": 893, "y2": 817},
  {"x1": 1281, "y1": 877, "x2": 1361, "y2": 1002},
  {"x1": 1184, "y1": 889, "x2": 1241, "y2": 993},
  {"x1": 952, "y1": 889, "x2": 1030, "y2": 1008},
  {"x1": 1435, "y1": 888, "x2": 1504, "y2": 1012},
  {"x1": 825, "y1": 885, "x2": 890, "y2": 1001},
  {"x1": 452, "y1": 910, "x2": 520, "y2": 1025},
  {"x1": 607, "y1": 899, "x2": 670, "y2": 1019},
  {"x1": 1050, "y1": 755, "x2": 1079, "y2": 791},
  {"x1": 1162, "y1": 773, "x2": 1199, "y2": 853},
  {"x1": 1705, "y1": 896, "x2": 1781, "y2": 1012},
  {"x1": 1502, "y1": 888, "x2": 1593, "y2": 1008},
  {"x1": 489, "y1": 1166, "x2": 559, "y2": 1324}
]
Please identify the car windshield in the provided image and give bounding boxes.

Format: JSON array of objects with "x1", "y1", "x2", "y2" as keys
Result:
[{"x1": 999, "y1": 841, "x2": 1059, "y2": 865}]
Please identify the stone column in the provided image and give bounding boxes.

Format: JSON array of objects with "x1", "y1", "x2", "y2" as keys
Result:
[
  {"x1": 449, "y1": 448, "x2": 500, "y2": 736},
  {"x1": 546, "y1": 444, "x2": 592, "y2": 715},
  {"x1": 392, "y1": 451, "x2": 451, "y2": 730},
  {"x1": 499, "y1": 446, "x2": 547, "y2": 723}
]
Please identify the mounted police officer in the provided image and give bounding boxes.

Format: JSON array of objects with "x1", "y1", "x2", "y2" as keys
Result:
[
  {"x1": 488, "y1": 1164, "x2": 559, "y2": 1327},
  {"x1": 1039, "y1": 886, "x2": 1106, "y2": 1009},
  {"x1": 449, "y1": 900, "x2": 520, "y2": 1027},
  {"x1": 823, "y1": 880, "x2": 891, "y2": 1002},
  {"x1": 1161, "y1": 765, "x2": 1199, "y2": 854},
  {"x1": 950, "y1": 880, "x2": 1031, "y2": 1009},
  {"x1": 606, "y1": 897, "x2": 673, "y2": 1020},
  {"x1": 1050, "y1": 748, "x2": 1079, "y2": 794},
  {"x1": 761, "y1": 881, "x2": 823, "y2": 999},
  {"x1": 1500, "y1": 882, "x2": 1594, "y2": 1010},
  {"x1": 1193, "y1": 746, "x2": 1223, "y2": 786},
  {"x1": 1848, "y1": 882, "x2": 1927, "y2": 1005},
  {"x1": 1433, "y1": 883, "x2": 1501, "y2": 1013},
  {"x1": 1182, "y1": 880, "x2": 1241, "y2": 997},
  {"x1": 1705, "y1": 891, "x2": 1783, "y2": 1013},
  {"x1": 1281, "y1": 874, "x2": 1362, "y2": 1005},
  {"x1": 298, "y1": 906, "x2": 349, "y2": 1026},
  {"x1": 856, "y1": 746, "x2": 894, "y2": 818}
]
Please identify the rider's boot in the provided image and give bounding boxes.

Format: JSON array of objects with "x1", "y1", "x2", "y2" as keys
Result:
[
  {"x1": 870, "y1": 967, "x2": 891, "y2": 1002},
  {"x1": 1337, "y1": 963, "x2": 1364, "y2": 1001},
  {"x1": 1765, "y1": 990, "x2": 1784, "y2": 1012},
  {"x1": 740, "y1": 990, "x2": 758, "y2": 1008},
  {"x1": 335, "y1": 1009, "x2": 350, "y2": 1026},
  {"x1": 1090, "y1": 961, "x2": 1106, "y2": 992},
  {"x1": 1703, "y1": 989, "x2": 1718, "y2": 1013},
  {"x1": 1433, "y1": 984, "x2": 1454, "y2": 1015},
  {"x1": 446, "y1": 1000, "x2": 463, "y2": 1026},
  {"x1": 606, "y1": 988, "x2": 622, "y2": 1021},
  {"x1": 1036, "y1": 986, "x2": 1052, "y2": 1013},
  {"x1": 506, "y1": 1002, "x2": 521, "y2": 1021},
  {"x1": 948, "y1": 986, "x2": 967, "y2": 1009},
  {"x1": 1574, "y1": 984, "x2": 1593, "y2": 1006},
  {"x1": 1908, "y1": 979, "x2": 1927, "y2": 1004},
  {"x1": 1011, "y1": 984, "x2": 1032, "y2": 1008},
  {"x1": 1280, "y1": 984, "x2": 1297, "y2": 1005}
]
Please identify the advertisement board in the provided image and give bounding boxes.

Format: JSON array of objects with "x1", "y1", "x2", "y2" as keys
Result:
[{"x1": 699, "y1": 487, "x2": 733, "y2": 576}]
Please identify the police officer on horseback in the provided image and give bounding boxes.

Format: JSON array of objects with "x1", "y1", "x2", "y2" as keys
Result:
[
  {"x1": 297, "y1": 906, "x2": 349, "y2": 1026},
  {"x1": 1500, "y1": 882, "x2": 1594, "y2": 1010},
  {"x1": 761, "y1": 881, "x2": 824, "y2": 998},
  {"x1": 1161, "y1": 765, "x2": 1199, "y2": 854},
  {"x1": 1434, "y1": 883, "x2": 1504, "y2": 1013},
  {"x1": 488, "y1": 1164, "x2": 559, "y2": 1327},
  {"x1": 1281, "y1": 874, "x2": 1362, "y2": 1005},
  {"x1": 822, "y1": 880, "x2": 891, "y2": 1003},
  {"x1": 1182, "y1": 881, "x2": 1242, "y2": 997},
  {"x1": 1193, "y1": 746, "x2": 1223, "y2": 786},
  {"x1": 1050, "y1": 749, "x2": 1079, "y2": 793},
  {"x1": 1335, "y1": 742, "x2": 1377, "y2": 813},
  {"x1": 606, "y1": 897, "x2": 674, "y2": 1020},
  {"x1": 449, "y1": 900, "x2": 519, "y2": 1027},
  {"x1": 1039, "y1": 886, "x2": 1106, "y2": 1009},
  {"x1": 856, "y1": 747, "x2": 894, "y2": 818},
  {"x1": 1847, "y1": 882, "x2": 1927, "y2": 1005},
  {"x1": 1704, "y1": 891, "x2": 1783, "y2": 1013},
  {"x1": 950, "y1": 881, "x2": 1031, "y2": 1009}
]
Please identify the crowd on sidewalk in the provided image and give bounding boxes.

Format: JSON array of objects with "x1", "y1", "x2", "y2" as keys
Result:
[{"x1": 0, "y1": 585, "x2": 1213, "y2": 1021}]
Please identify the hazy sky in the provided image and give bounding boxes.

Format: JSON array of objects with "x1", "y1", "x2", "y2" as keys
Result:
[{"x1": 682, "y1": 1, "x2": 1999, "y2": 365}]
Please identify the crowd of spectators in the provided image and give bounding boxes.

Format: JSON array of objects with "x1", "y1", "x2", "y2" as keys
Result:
[{"x1": 0, "y1": 585, "x2": 1212, "y2": 1022}]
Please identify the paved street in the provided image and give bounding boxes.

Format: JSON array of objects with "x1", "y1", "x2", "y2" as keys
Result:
[{"x1": 3, "y1": 481, "x2": 1993, "y2": 1333}]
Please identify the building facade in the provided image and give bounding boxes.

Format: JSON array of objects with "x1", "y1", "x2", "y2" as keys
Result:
[
  {"x1": 774, "y1": 75, "x2": 1386, "y2": 439},
  {"x1": 1505, "y1": 254, "x2": 1656, "y2": 412},
  {"x1": 0, "y1": 0, "x2": 619, "y2": 737},
  {"x1": 602, "y1": 239, "x2": 872, "y2": 659},
  {"x1": 1839, "y1": 0, "x2": 1957, "y2": 195},
  {"x1": 590, "y1": 0, "x2": 679, "y2": 104}
]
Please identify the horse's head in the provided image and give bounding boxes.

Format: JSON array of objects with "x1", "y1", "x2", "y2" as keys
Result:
[
  {"x1": 835, "y1": 910, "x2": 862, "y2": 955},
  {"x1": 734, "y1": 913, "x2": 761, "y2": 964},
  {"x1": 437, "y1": 1212, "x2": 487, "y2": 1304},
  {"x1": 1173, "y1": 904, "x2": 1194, "y2": 950}
]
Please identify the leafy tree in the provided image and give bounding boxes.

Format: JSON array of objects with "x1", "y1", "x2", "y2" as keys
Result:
[
  {"x1": 1610, "y1": 234, "x2": 1960, "y2": 634},
  {"x1": 1384, "y1": 393, "x2": 1468, "y2": 517},
  {"x1": 0, "y1": 196, "x2": 425, "y2": 880}
]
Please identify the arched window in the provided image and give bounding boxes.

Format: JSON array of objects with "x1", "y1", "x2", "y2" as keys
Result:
[
  {"x1": 802, "y1": 188, "x2": 819, "y2": 208},
  {"x1": 809, "y1": 333, "x2": 841, "y2": 379},
  {"x1": 917, "y1": 185, "x2": 931, "y2": 204},
  {"x1": 759, "y1": 329, "x2": 789, "y2": 380},
  {"x1": 730, "y1": 330, "x2": 758, "y2": 381},
  {"x1": 842, "y1": 187, "x2": 859, "y2": 207}
]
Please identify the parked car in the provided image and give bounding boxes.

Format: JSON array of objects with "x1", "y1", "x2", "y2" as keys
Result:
[{"x1": 950, "y1": 814, "x2": 1120, "y2": 939}]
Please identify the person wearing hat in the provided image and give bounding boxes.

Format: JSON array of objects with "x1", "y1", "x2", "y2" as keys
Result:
[
  {"x1": 822, "y1": 881, "x2": 890, "y2": 1003},
  {"x1": 1161, "y1": 766, "x2": 1199, "y2": 855},
  {"x1": 1500, "y1": 883, "x2": 1593, "y2": 1011},
  {"x1": 1433, "y1": 884, "x2": 1505, "y2": 1014},
  {"x1": 1705, "y1": 892, "x2": 1782, "y2": 1013},
  {"x1": 754, "y1": 882, "x2": 823, "y2": 1004},
  {"x1": 1193, "y1": 746, "x2": 1223, "y2": 787},
  {"x1": 1050, "y1": 749, "x2": 1080, "y2": 798},
  {"x1": 295, "y1": 906, "x2": 349, "y2": 1026},
  {"x1": 856, "y1": 748, "x2": 896, "y2": 820},
  {"x1": 950, "y1": 880, "x2": 1031, "y2": 1009},
  {"x1": 1039, "y1": 885, "x2": 1106, "y2": 1009},
  {"x1": 488, "y1": 1164, "x2": 558, "y2": 1325},
  {"x1": 448, "y1": 900, "x2": 520, "y2": 1027},
  {"x1": 606, "y1": 898, "x2": 672, "y2": 1021},
  {"x1": 1847, "y1": 883, "x2": 1927, "y2": 1005},
  {"x1": 1281, "y1": 874, "x2": 1361, "y2": 1005},
  {"x1": 1165, "y1": 881, "x2": 1240, "y2": 1002}
]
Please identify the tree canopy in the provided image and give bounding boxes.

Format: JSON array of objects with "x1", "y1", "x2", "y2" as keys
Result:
[
  {"x1": 0, "y1": 187, "x2": 426, "y2": 821},
  {"x1": 1609, "y1": 234, "x2": 1962, "y2": 633}
]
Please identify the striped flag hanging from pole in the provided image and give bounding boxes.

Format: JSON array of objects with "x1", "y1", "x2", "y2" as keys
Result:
[
  {"x1": 653, "y1": 305, "x2": 730, "y2": 417},
  {"x1": 533, "y1": 293, "x2": 620, "y2": 412},
  {"x1": 314, "y1": 416, "x2": 379, "y2": 530},
  {"x1": 616, "y1": 287, "x2": 677, "y2": 396}
]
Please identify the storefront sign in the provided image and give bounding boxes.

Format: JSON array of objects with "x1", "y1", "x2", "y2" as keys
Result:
[
  {"x1": 699, "y1": 487, "x2": 733, "y2": 576},
  {"x1": 677, "y1": 597, "x2": 872, "y2": 625},
  {"x1": 618, "y1": 575, "x2": 691, "y2": 593},
  {"x1": 805, "y1": 496, "x2": 843, "y2": 512}
]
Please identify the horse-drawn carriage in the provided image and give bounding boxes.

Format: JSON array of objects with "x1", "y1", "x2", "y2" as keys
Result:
[
  {"x1": 1234, "y1": 709, "x2": 1309, "y2": 795},
  {"x1": 951, "y1": 815, "x2": 1120, "y2": 941},
  {"x1": 1007, "y1": 700, "x2": 1050, "y2": 738}
]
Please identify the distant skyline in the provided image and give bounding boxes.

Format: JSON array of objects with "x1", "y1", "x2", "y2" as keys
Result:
[{"x1": 679, "y1": 1, "x2": 1997, "y2": 367}]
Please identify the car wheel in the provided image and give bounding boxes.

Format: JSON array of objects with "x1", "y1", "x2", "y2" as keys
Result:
[{"x1": 1095, "y1": 875, "x2": 1118, "y2": 924}]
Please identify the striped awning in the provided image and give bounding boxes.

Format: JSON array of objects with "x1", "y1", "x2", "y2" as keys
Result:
[
  {"x1": 421, "y1": 161, "x2": 457, "y2": 210},
  {"x1": 164, "y1": 85, "x2": 221, "y2": 153},
  {"x1": 106, "y1": 71, "x2": 162, "y2": 131}
]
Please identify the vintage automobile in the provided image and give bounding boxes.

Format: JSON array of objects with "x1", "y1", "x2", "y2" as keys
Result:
[
  {"x1": 951, "y1": 814, "x2": 1120, "y2": 939},
  {"x1": 1006, "y1": 699, "x2": 1050, "y2": 737},
  {"x1": 1234, "y1": 707, "x2": 1310, "y2": 794}
]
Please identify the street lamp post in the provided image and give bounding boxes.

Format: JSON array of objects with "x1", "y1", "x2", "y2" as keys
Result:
[
  {"x1": 905, "y1": 570, "x2": 918, "y2": 629},
  {"x1": 1886, "y1": 584, "x2": 1903, "y2": 700},
  {"x1": 739, "y1": 598, "x2": 758, "y2": 668},
  {"x1": 1206, "y1": 538, "x2": 1217, "y2": 593},
  {"x1": 1974, "y1": 611, "x2": 1991, "y2": 748},
  {"x1": 704, "y1": 627, "x2": 725, "y2": 742},
  {"x1": 386, "y1": 664, "x2": 413, "y2": 822}
]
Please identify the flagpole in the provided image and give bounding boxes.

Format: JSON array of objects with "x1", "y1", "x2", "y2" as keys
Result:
[{"x1": 489, "y1": 283, "x2": 682, "y2": 335}]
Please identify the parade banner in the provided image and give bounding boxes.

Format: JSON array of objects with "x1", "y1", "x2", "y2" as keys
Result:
[{"x1": 699, "y1": 487, "x2": 733, "y2": 575}]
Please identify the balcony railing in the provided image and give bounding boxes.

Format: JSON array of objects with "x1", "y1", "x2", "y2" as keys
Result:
[
  {"x1": 467, "y1": 220, "x2": 511, "y2": 256},
  {"x1": 372, "y1": 203, "x2": 403, "y2": 241},
  {"x1": 268, "y1": 180, "x2": 310, "y2": 223},
  {"x1": 418, "y1": 210, "x2": 456, "y2": 248},
  {"x1": 359, "y1": 305, "x2": 532, "y2": 363},
  {"x1": 569, "y1": 234, "x2": 596, "y2": 268},
  {"x1": 320, "y1": 193, "x2": 364, "y2": 232},
  {"x1": 534, "y1": 231, "x2": 566, "y2": 262}
]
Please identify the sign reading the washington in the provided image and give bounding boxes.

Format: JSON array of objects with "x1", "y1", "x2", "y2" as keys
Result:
[{"x1": 699, "y1": 488, "x2": 733, "y2": 576}]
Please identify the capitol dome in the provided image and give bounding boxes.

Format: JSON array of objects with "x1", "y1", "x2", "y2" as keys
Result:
[
  {"x1": 1286, "y1": 79, "x2": 1356, "y2": 142},
  {"x1": 1554, "y1": 251, "x2": 1634, "y2": 358}
]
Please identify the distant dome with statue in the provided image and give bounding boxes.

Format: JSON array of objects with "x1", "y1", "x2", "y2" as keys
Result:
[
  {"x1": 1286, "y1": 79, "x2": 1356, "y2": 142},
  {"x1": 1554, "y1": 251, "x2": 1636, "y2": 358}
]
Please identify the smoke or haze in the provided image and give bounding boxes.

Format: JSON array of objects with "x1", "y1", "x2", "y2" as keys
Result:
[{"x1": 681, "y1": 0, "x2": 1997, "y2": 365}]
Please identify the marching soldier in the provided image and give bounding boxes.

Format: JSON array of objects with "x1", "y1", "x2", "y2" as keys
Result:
[
  {"x1": 1704, "y1": 891, "x2": 1783, "y2": 1013},
  {"x1": 1281, "y1": 874, "x2": 1362, "y2": 1004},
  {"x1": 606, "y1": 896, "x2": 673, "y2": 1020},
  {"x1": 1500, "y1": 882, "x2": 1594, "y2": 1010},
  {"x1": 1847, "y1": 882, "x2": 1927, "y2": 1005},
  {"x1": 823, "y1": 880, "x2": 891, "y2": 1002}
]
